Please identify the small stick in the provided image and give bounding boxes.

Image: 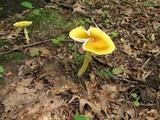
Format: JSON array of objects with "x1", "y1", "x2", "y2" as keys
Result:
[
  {"x1": 0, "y1": 39, "x2": 49, "y2": 55},
  {"x1": 142, "y1": 58, "x2": 151, "y2": 68},
  {"x1": 91, "y1": 18, "x2": 99, "y2": 28}
]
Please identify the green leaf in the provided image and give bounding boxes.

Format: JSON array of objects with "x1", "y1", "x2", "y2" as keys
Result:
[
  {"x1": 78, "y1": 20, "x2": 85, "y2": 26},
  {"x1": 85, "y1": 18, "x2": 92, "y2": 23},
  {"x1": 104, "y1": 19, "x2": 110, "y2": 26},
  {"x1": 102, "y1": 10, "x2": 109, "y2": 17},
  {"x1": 131, "y1": 93, "x2": 138, "y2": 98},
  {"x1": 51, "y1": 38, "x2": 59, "y2": 44},
  {"x1": 51, "y1": 35, "x2": 66, "y2": 44},
  {"x1": 96, "y1": 70, "x2": 104, "y2": 76},
  {"x1": 110, "y1": 31, "x2": 118, "y2": 38},
  {"x1": 0, "y1": 7, "x2": 4, "y2": 11},
  {"x1": 74, "y1": 114, "x2": 89, "y2": 120},
  {"x1": 104, "y1": 71, "x2": 114, "y2": 78},
  {"x1": 57, "y1": 35, "x2": 66, "y2": 41},
  {"x1": 30, "y1": 48, "x2": 40, "y2": 57},
  {"x1": 150, "y1": 34, "x2": 155, "y2": 41},
  {"x1": 74, "y1": 52, "x2": 85, "y2": 61},
  {"x1": 104, "y1": 68, "x2": 114, "y2": 78},
  {"x1": 112, "y1": 67, "x2": 123, "y2": 75},
  {"x1": 0, "y1": 66, "x2": 4, "y2": 73},
  {"x1": 66, "y1": 22, "x2": 72, "y2": 28},
  {"x1": 21, "y1": 1, "x2": 32, "y2": 9},
  {"x1": 33, "y1": 9, "x2": 40, "y2": 15},
  {"x1": 134, "y1": 100, "x2": 140, "y2": 107}
]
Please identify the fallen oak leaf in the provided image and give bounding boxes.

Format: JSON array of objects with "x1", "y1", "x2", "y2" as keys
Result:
[
  {"x1": 73, "y1": 1, "x2": 87, "y2": 14},
  {"x1": 39, "y1": 47, "x2": 52, "y2": 59},
  {"x1": 19, "y1": 78, "x2": 33, "y2": 87},
  {"x1": 79, "y1": 98, "x2": 105, "y2": 119}
]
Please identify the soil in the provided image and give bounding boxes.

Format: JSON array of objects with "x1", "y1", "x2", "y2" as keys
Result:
[{"x1": 0, "y1": 0, "x2": 160, "y2": 120}]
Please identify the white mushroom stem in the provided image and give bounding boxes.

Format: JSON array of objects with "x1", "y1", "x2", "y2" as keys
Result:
[{"x1": 24, "y1": 27, "x2": 29, "y2": 44}]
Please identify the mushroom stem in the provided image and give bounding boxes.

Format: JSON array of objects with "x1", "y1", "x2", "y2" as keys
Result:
[
  {"x1": 24, "y1": 27, "x2": 29, "y2": 44},
  {"x1": 77, "y1": 51, "x2": 92, "y2": 77}
]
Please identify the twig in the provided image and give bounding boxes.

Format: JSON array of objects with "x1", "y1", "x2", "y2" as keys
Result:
[
  {"x1": 119, "y1": 77, "x2": 139, "y2": 84},
  {"x1": 92, "y1": 56, "x2": 109, "y2": 66},
  {"x1": 142, "y1": 58, "x2": 151, "y2": 68},
  {"x1": 91, "y1": 18, "x2": 99, "y2": 28},
  {"x1": 0, "y1": 39, "x2": 49, "y2": 55}
]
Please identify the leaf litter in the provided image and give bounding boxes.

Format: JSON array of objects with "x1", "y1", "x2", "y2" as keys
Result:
[{"x1": 0, "y1": 0, "x2": 160, "y2": 119}]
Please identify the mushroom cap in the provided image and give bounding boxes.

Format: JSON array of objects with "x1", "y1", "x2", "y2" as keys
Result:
[
  {"x1": 69, "y1": 26, "x2": 90, "y2": 42},
  {"x1": 13, "y1": 21, "x2": 32, "y2": 28},
  {"x1": 69, "y1": 26, "x2": 115, "y2": 55}
]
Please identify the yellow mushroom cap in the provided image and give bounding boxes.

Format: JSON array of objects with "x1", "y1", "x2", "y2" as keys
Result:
[
  {"x1": 69, "y1": 26, "x2": 115, "y2": 55},
  {"x1": 13, "y1": 21, "x2": 32, "y2": 28},
  {"x1": 69, "y1": 26, "x2": 90, "y2": 42}
]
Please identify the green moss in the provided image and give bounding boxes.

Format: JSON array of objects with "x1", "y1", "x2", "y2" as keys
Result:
[{"x1": 0, "y1": 52, "x2": 26, "y2": 61}]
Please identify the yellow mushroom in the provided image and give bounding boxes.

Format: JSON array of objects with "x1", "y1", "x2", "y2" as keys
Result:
[
  {"x1": 13, "y1": 21, "x2": 32, "y2": 44},
  {"x1": 69, "y1": 26, "x2": 115, "y2": 77}
]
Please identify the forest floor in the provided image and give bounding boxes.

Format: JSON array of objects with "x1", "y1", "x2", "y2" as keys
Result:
[{"x1": 0, "y1": 0, "x2": 160, "y2": 120}]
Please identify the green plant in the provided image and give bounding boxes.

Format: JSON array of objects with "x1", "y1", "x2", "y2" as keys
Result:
[
  {"x1": 74, "y1": 114, "x2": 89, "y2": 120},
  {"x1": 21, "y1": 1, "x2": 41, "y2": 16},
  {"x1": 104, "y1": 19, "x2": 110, "y2": 26},
  {"x1": 110, "y1": 31, "x2": 118, "y2": 38},
  {"x1": 66, "y1": 22, "x2": 73, "y2": 28},
  {"x1": 21, "y1": 1, "x2": 32, "y2": 9},
  {"x1": 0, "y1": 66, "x2": 5, "y2": 78},
  {"x1": 51, "y1": 35, "x2": 66, "y2": 44},
  {"x1": 29, "y1": 48, "x2": 40, "y2": 57},
  {"x1": 0, "y1": 52, "x2": 26, "y2": 61},
  {"x1": 68, "y1": 43, "x2": 85, "y2": 62},
  {"x1": 97, "y1": 68, "x2": 114, "y2": 78},
  {"x1": 33, "y1": 9, "x2": 40, "y2": 16},
  {"x1": 112, "y1": 67, "x2": 123, "y2": 75},
  {"x1": 78, "y1": 19, "x2": 86, "y2": 26},
  {"x1": 0, "y1": 7, "x2": 4, "y2": 11},
  {"x1": 143, "y1": 0, "x2": 156, "y2": 7},
  {"x1": 74, "y1": 52, "x2": 85, "y2": 62},
  {"x1": 102, "y1": 10, "x2": 109, "y2": 17},
  {"x1": 131, "y1": 93, "x2": 140, "y2": 107},
  {"x1": 68, "y1": 43, "x2": 76, "y2": 51},
  {"x1": 24, "y1": 8, "x2": 65, "y2": 38},
  {"x1": 74, "y1": 18, "x2": 92, "y2": 27},
  {"x1": 83, "y1": 0, "x2": 90, "y2": 5},
  {"x1": 150, "y1": 34, "x2": 155, "y2": 41},
  {"x1": 85, "y1": 18, "x2": 92, "y2": 23}
]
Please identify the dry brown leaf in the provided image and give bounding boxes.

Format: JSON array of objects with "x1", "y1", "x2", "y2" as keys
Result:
[
  {"x1": 16, "y1": 86, "x2": 25, "y2": 94},
  {"x1": 102, "y1": 84, "x2": 119, "y2": 99},
  {"x1": 37, "y1": 112, "x2": 52, "y2": 120},
  {"x1": 139, "y1": 109, "x2": 160, "y2": 120},
  {"x1": 20, "y1": 78, "x2": 33, "y2": 87},
  {"x1": 1, "y1": 28, "x2": 22, "y2": 39},
  {"x1": 35, "y1": 82, "x2": 44, "y2": 90},
  {"x1": 50, "y1": 96, "x2": 66, "y2": 109},
  {"x1": 123, "y1": 42, "x2": 133, "y2": 56},
  {"x1": 79, "y1": 98, "x2": 104, "y2": 119},
  {"x1": 85, "y1": 81, "x2": 94, "y2": 98},
  {"x1": 39, "y1": 47, "x2": 52, "y2": 59},
  {"x1": 73, "y1": 1, "x2": 87, "y2": 14}
]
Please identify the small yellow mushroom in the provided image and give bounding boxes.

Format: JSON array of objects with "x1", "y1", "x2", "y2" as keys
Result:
[
  {"x1": 69, "y1": 26, "x2": 115, "y2": 77},
  {"x1": 13, "y1": 21, "x2": 32, "y2": 44}
]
